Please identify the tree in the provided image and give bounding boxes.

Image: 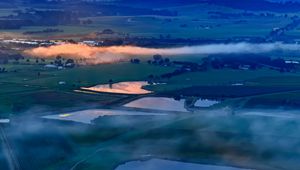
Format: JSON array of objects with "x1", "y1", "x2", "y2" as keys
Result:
[
  {"x1": 164, "y1": 58, "x2": 170, "y2": 63},
  {"x1": 56, "y1": 56, "x2": 62, "y2": 60},
  {"x1": 153, "y1": 54, "x2": 162, "y2": 61},
  {"x1": 65, "y1": 59, "x2": 75, "y2": 68},
  {"x1": 211, "y1": 58, "x2": 223, "y2": 69},
  {"x1": 131, "y1": 58, "x2": 140, "y2": 64},
  {"x1": 158, "y1": 60, "x2": 164, "y2": 65},
  {"x1": 108, "y1": 79, "x2": 113, "y2": 89},
  {"x1": 0, "y1": 68, "x2": 6, "y2": 73},
  {"x1": 55, "y1": 59, "x2": 63, "y2": 66}
]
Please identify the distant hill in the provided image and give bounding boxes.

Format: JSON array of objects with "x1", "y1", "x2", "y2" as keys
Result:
[
  {"x1": 203, "y1": 0, "x2": 300, "y2": 12},
  {"x1": 119, "y1": 0, "x2": 300, "y2": 12},
  {"x1": 6, "y1": 0, "x2": 300, "y2": 13}
]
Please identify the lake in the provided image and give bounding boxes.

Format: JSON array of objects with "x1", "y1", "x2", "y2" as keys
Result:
[
  {"x1": 124, "y1": 97, "x2": 188, "y2": 112},
  {"x1": 42, "y1": 109, "x2": 167, "y2": 124}
]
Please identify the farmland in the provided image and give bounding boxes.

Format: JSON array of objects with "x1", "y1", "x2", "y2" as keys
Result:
[
  {"x1": 0, "y1": 3, "x2": 294, "y2": 40},
  {"x1": 2, "y1": 58, "x2": 300, "y2": 117},
  {"x1": 1, "y1": 1, "x2": 300, "y2": 170},
  {"x1": 0, "y1": 62, "x2": 174, "y2": 116}
]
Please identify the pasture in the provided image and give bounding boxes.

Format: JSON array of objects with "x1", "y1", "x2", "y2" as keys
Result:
[
  {"x1": 0, "y1": 62, "x2": 174, "y2": 116},
  {"x1": 0, "y1": 3, "x2": 293, "y2": 39}
]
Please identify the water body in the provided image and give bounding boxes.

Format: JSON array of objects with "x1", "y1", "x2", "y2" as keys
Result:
[
  {"x1": 81, "y1": 81, "x2": 152, "y2": 94},
  {"x1": 124, "y1": 97, "x2": 188, "y2": 112},
  {"x1": 115, "y1": 159, "x2": 250, "y2": 170},
  {"x1": 194, "y1": 99, "x2": 220, "y2": 107},
  {"x1": 0, "y1": 119, "x2": 9, "y2": 124},
  {"x1": 42, "y1": 109, "x2": 167, "y2": 124}
]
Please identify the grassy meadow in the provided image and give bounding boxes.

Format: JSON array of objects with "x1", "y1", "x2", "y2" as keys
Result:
[{"x1": 0, "y1": 62, "x2": 174, "y2": 116}]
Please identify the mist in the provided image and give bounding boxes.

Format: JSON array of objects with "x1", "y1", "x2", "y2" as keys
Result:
[
  {"x1": 24, "y1": 42, "x2": 300, "y2": 64},
  {"x1": 2, "y1": 106, "x2": 300, "y2": 169}
]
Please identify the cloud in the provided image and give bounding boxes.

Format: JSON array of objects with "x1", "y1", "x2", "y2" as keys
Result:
[{"x1": 24, "y1": 42, "x2": 300, "y2": 64}]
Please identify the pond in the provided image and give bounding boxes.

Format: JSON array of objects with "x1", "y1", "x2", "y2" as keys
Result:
[
  {"x1": 81, "y1": 81, "x2": 152, "y2": 94},
  {"x1": 115, "y1": 159, "x2": 249, "y2": 170},
  {"x1": 42, "y1": 109, "x2": 167, "y2": 124},
  {"x1": 124, "y1": 97, "x2": 188, "y2": 112}
]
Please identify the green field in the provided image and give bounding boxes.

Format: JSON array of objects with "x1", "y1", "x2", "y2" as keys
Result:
[
  {"x1": 2, "y1": 59, "x2": 300, "y2": 116},
  {"x1": 146, "y1": 68, "x2": 300, "y2": 91},
  {"x1": 1, "y1": 2, "x2": 300, "y2": 170},
  {"x1": 0, "y1": 3, "x2": 292, "y2": 39},
  {"x1": 0, "y1": 62, "x2": 174, "y2": 115}
]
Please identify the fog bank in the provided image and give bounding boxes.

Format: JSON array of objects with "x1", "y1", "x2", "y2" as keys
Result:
[{"x1": 24, "y1": 42, "x2": 300, "y2": 64}]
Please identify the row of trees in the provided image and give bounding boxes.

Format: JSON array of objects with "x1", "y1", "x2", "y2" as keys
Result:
[
  {"x1": 130, "y1": 54, "x2": 171, "y2": 66},
  {"x1": 53, "y1": 56, "x2": 75, "y2": 68},
  {"x1": 209, "y1": 54, "x2": 297, "y2": 72}
]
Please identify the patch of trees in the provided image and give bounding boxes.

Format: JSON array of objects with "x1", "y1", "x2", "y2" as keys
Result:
[
  {"x1": 100, "y1": 29, "x2": 114, "y2": 35},
  {"x1": 147, "y1": 54, "x2": 171, "y2": 66},
  {"x1": 91, "y1": 4, "x2": 178, "y2": 16},
  {"x1": 120, "y1": 37, "x2": 267, "y2": 48},
  {"x1": 54, "y1": 56, "x2": 75, "y2": 68},
  {"x1": 23, "y1": 28, "x2": 64, "y2": 35},
  {"x1": 97, "y1": 39, "x2": 124, "y2": 46},
  {"x1": 204, "y1": 0, "x2": 300, "y2": 13},
  {"x1": 130, "y1": 58, "x2": 140, "y2": 64},
  {"x1": 160, "y1": 60, "x2": 208, "y2": 79},
  {"x1": 163, "y1": 86, "x2": 300, "y2": 99},
  {"x1": 269, "y1": 18, "x2": 300, "y2": 39},
  {"x1": 147, "y1": 74, "x2": 162, "y2": 84},
  {"x1": 160, "y1": 68, "x2": 188, "y2": 79},
  {"x1": 208, "y1": 54, "x2": 297, "y2": 72},
  {"x1": 0, "y1": 68, "x2": 7, "y2": 73}
]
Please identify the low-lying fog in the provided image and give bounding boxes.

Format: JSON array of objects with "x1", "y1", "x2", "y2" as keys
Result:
[
  {"x1": 116, "y1": 159, "x2": 249, "y2": 170},
  {"x1": 2, "y1": 107, "x2": 300, "y2": 169},
  {"x1": 24, "y1": 42, "x2": 300, "y2": 64}
]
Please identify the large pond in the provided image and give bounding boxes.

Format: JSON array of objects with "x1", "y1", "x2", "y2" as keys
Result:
[
  {"x1": 81, "y1": 81, "x2": 152, "y2": 94},
  {"x1": 42, "y1": 109, "x2": 167, "y2": 124},
  {"x1": 115, "y1": 159, "x2": 249, "y2": 170},
  {"x1": 124, "y1": 97, "x2": 188, "y2": 112}
]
